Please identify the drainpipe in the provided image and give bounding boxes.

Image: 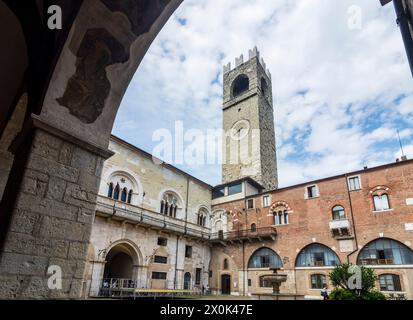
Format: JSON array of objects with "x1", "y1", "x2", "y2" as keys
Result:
[
  {"x1": 184, "y1": 177, "x2": 190, "y2": 233},
  {"x1": 345, "y1": 175, "x2": 359, "y2": 264},
  {"x1": 174, "y1": 235, "x2": 179, "y2": 289},
  {"x1": 243, "y1": 241, "x2": 247, "y2": 296}
]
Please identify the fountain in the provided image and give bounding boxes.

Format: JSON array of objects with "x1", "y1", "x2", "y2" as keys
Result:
[
  {"x1": 262, "y1": 268, "x2": 288, "y2": 294},
  {"x1": 251, "y1": 268, "x2": 305, "y2": 300}
]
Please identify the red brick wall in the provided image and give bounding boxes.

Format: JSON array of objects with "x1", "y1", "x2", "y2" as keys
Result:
[{"x1": 211, "y1": 161, "x2": 413, "y2": 296}]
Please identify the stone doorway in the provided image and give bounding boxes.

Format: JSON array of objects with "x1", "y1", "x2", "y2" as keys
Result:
[{"x1": 221, "y1": 274, "x2": 231, "y2": 295}]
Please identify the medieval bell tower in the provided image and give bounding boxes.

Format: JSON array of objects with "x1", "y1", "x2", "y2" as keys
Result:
[{"x1": 221, "y1": 47, "x2": 278, "y2": 190}]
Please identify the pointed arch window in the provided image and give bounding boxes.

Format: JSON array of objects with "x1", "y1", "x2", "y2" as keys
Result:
[
  {"x1": 223, "y1": 259, "x2": 229, "y2": 270},
  {"x1": 121, "y1": 187, "x2": 128, "y2": 202},
  {"x1": 108, "y1": 183, "x2": 114, "y2": 198},
  {"x1": 113, "y1": 183, "x2": 120, "y2": 200},
  {"x1": 127, "y1": 190, "x2": 133, "y2": 204}
]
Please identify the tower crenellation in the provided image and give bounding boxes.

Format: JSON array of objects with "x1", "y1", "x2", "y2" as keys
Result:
[{"x1": 223, "y1": 46, "x2": 272, "y2": 80}]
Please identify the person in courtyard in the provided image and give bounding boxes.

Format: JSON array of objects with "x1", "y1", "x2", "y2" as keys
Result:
[{"x1": 321, "y1": 284, "x2": 329, "y2": 300}]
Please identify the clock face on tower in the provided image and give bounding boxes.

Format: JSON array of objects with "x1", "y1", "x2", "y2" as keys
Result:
[{"x1": 230, "y1": 119, "x2": 250, "y2": 141}]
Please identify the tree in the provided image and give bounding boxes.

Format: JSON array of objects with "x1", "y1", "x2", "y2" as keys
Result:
[{"x1": 328, "y1": 263, "x2": 385, "y2": 300}]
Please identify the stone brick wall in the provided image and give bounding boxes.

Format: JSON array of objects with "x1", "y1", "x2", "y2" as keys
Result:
[{"x1": 0, "y1": 128, "x2": 105, "y2": 299}]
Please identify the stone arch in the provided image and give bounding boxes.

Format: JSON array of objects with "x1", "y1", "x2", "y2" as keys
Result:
[{"x1": 104, "y1": 239, "x2": 142, "y2": 266}]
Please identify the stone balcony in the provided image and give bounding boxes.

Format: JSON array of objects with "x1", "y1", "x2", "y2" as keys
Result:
[
  {"x1": 95, "y1": 195, "x2": 211, "y2": 240},
  {"x1": 329, "y1": 218, "x2": 351, "y2": 230},
  {"x1": 329, "y1": 218, "x2": 353, "y2": 239}
]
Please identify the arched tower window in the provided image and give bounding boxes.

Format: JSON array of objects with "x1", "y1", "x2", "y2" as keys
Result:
[
  {"x1": 232, "y1": 74, "x2": 249, "y2": 97},
  {"x1": 248, "y1": 247, "x2": 283, "y2": 269}
]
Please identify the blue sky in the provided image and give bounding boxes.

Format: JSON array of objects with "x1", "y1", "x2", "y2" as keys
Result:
[{"x1": 112, "y1": 0, "x2": 413, "y2": 187}]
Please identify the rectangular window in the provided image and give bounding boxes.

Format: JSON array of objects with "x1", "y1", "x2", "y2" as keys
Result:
[
  {"x1": 307, "y1": 185, "x2": 318, "y2": 198},
  {"x1": 311, "y1": 274, "x2": 326, "y2": 289},
  {"x1": 373, "y1": 194, "x2": 390, "y2": 211},
  {"x1": 228, "y1": 183, "x2": 242, "y2": 195},
  {"x1": 157, "y1": 237, "x2": 167, "y2": 246},
  {"x1": 185, "y1": 245, "x2": 192, "y2": 258},
  {"x1": 154, "y1": 256, "x2": 167, "y2": 264},
  {"x1": 212, "y1": 186, "x2": 225, "y2": 199},
  {"x1": 209, "y1": 270, "x2": 212, "y2": 278},
  {"x1": 248, "y1": 279, "x2": 252, "y2": 287},
  {"x1": 263, "y1": 195, "x2": 270, "y2": 207},
  {"x1": 348, "y1": 176, "x2": 361, "y2": 191},
  {"x1": 247, "y1": 199, "x2": 254, "y2": 209},
  {"x1": 195, "y1": 268, "x2": 202, "y2": 285},
  {"x1": 152, "y1": 272, "x2": 167, "y2": 280},
  {"x1": 379, "y1": 274, "x2": 402, "y2": 291}
]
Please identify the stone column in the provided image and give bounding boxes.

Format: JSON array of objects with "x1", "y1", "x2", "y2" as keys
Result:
[
  {"x1": 89, "y1": 260, "x2": 106, "y2": 297},
  {"x1": 0, "y1": 116, "x2": 112, "y2": 299}
]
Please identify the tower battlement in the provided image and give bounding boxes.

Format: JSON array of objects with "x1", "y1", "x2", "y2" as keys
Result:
[{"x1": 223, "y1": 46, "x2": 272, "y2": 80}]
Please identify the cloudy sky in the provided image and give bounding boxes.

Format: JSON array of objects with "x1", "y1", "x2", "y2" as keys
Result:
[{"x1": 113, "y1": 0, "x2": 413, "y2": 187}]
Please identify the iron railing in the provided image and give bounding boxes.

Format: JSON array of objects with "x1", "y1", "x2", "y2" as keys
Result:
[
  {"x1": 96, "y1": 197, "x2": 276, "y2": 242},
  {"x1": 209, "y1": 227, "x2": 277, "y2": 241}
]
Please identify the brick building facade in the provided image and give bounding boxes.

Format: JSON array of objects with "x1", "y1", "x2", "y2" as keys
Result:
[{"x1": 210, "y1": 160, "x2": 413, "y2": 298}]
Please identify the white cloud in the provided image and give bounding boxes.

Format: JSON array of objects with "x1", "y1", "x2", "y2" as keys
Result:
[{"x1": 113, "y1": 0, "x2": 413, "y2": 187}]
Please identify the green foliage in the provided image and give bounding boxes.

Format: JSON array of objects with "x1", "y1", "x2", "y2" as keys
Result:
[
  {"x1": 329, "y1": 288, "x2": 358, "y2": 300},
  {"x1": 328, "y1": 263, "x2": 386, "y2": 300},
  {"x1": 329, "y1": 288, "x2": 386, "y2": 300},
  {"x1": 362, "y1": 290, "x2": 386, "y2": 300}
]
